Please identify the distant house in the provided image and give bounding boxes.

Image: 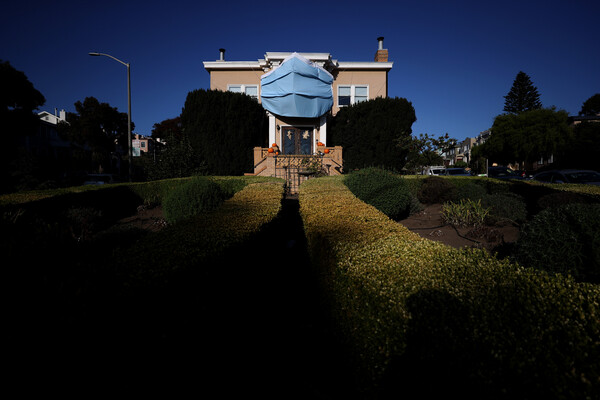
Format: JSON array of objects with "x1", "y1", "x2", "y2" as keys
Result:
[
  {"x1": 202, "y1": 38, "x2": 393, "y2": 191},
  {"x1": 569, "y1": 112, "x2": 600, "y2": 126},
  {"x1": 132, "y1": 134, "x2": 153, "y2": 156},
  {"x1": 29, "y1": 109, "x2": 72, "y2": 162}
]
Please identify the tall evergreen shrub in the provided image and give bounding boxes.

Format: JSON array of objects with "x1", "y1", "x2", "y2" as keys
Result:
[
  {"x1": 329, "y1": 97, "x2": 416, "y2": 171},
  {"x1": 180, "y1": 89, "x2": 268, "y2": 175}
]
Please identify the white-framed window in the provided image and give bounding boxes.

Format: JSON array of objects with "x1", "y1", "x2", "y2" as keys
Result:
[
  {"x1": 337, "y1": 85, "x2": 369, "y2": 107},
  {"x1": 228, "y1": 84, "x2": 259, "y2": 101}
]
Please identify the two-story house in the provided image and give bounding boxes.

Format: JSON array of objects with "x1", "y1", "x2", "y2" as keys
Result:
[{"x1": 203, "y1": 38, "x2": 392, "y2": 188}]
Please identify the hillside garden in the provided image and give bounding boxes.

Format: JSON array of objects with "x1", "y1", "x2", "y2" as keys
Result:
[{"x1": 2, "y1": 171, "x2": 599, "y2": 398}]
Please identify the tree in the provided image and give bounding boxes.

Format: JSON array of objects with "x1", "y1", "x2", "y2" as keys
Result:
[
  {"x1": 562, "y1": 121, "x2": 600, "y2": 170},
  {"x1": 399, "y1": 133, "x2": 457, "y2": 173},
  {"x1": 0, "y1": 60, "x2": 46, "y2": 138},
  {"x1": 479, "y1": 108, "x2": 572, "y2": 166},
  {"x1": 180, "y1": 89, "x2": 267, "y2": 176},
  {"x1": 503, "y1": 71, "x2": 542, "y2": 114},
  {"x1": 57, "y1": 97, "x2": 133, "y2": 174},
  {"x1": 142, "y1": 116, "x2": 205, "y2": 180},
  {"x1": 329, "y1": 97, "x2": 417, "y2": 171},
  {"x1": 151, "y1": 116, "x2": 182, "y2": 140},
  {"x1": 0, "y1": 60, "x2": 46, "y2": 193},
  {"x1": 579, "y1": 93, "x2": 600, "y2": 116}
]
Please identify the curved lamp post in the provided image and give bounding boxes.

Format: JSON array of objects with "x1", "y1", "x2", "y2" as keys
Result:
[{"x1": 89, "y1": 52, "x2": 132, "y2": 181}]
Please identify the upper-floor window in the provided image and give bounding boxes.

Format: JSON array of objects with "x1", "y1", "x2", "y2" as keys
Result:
[
  {"x1": 228, "y1": 84, "x2": 259, "y2": 101},
  {"x1": 338, "y1": 85, "x2": 368, "y2": 107}
]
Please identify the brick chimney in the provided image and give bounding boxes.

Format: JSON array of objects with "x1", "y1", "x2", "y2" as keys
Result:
[{"x1": 374, "y1": 37, "x2": 388, "y2": 62}]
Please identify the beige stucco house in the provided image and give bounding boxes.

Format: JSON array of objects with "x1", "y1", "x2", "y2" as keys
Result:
[{"x1": 203, "y1": 37, "x2": 393, "y2": 191}]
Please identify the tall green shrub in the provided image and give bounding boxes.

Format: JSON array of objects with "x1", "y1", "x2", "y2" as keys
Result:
[
  {"x1": 180, "y1": 89, "x2": 268, "y2": 176},
  {"x1": 329, "y1": 97, "x2": 416, "y2": 171},
  {"x1": 513, "y1": 203, "x2": 600, "y2": 283}
]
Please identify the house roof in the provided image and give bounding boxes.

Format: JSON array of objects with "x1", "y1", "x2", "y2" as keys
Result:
[{"x1": 203, "y1": 51, "x2": 392, "y2": 73}]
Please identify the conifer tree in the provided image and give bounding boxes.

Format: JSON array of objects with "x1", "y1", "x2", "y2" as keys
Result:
[{"x1": 503, "y1": 71, "x2": 542, "y2": 114}]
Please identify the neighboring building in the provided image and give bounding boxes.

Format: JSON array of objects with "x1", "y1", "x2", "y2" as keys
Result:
[
  {"x1": 29, "y1": 109, "x2": 72, "y2": 162},
  {"x1": 457, "y1": 137, "x2": 476, "y2": 165},
  {"x1": 475, "y1": 129, "x2": 491, "y2": 146},
  {"x1": 132, "y1": 134, "x2": 153, "y2": 156},
  {"x1": 203, "y1": 38, "x2": 392, "y2": 191},
  {"x1": 569, "y1": 112, "x2": 600, "y2": 126}
]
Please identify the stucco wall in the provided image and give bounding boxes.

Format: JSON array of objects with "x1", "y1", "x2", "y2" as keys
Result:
[{"x1": 332, "y1": 69, "x2": 388, "y2": 115}]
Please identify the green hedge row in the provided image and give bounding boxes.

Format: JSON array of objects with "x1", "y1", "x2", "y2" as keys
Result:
[
  {"x1": 299, "y1": 176, "x2": 600, "y2": 399},
  {"x1": 113, "y1": 179, "x2": 285, "y2": 287},
  {"x1": 2, "y1": 175, "x2": 283, "y2": 300}
]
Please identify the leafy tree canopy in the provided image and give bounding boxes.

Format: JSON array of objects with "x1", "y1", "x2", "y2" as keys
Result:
[
  {"x1": 479, "y1": 107, "x2": 571, "y2": 165},
  {"x1": 562, "y1": 121, "x2": 600, "y2": 170},
  {"x1": 57, "y1": 97, "x2": 133, "y2": 173},
  {"x1": 503, "y1": 71, "x2": 542, "y2": 114},
  {"x1": 0, "y1": 60, "x2": 46, "y2": 139},
  {"x1": 151, "y1": 116, "x2": 182, "y2": 140},
  {"x1": 398, "y1": 133, "x2": 457, "y2": 173},
  {"x1": 143, "y1": 116, "x2": 205, "y2": 180},
  {"x1": 329, "y1": 97, "x2": 417, "y2": 171},
  {"x1": 579, "y1": 93, "x2": 600, "y2": 116}
]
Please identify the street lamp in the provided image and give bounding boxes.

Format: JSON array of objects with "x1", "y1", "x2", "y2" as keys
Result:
[{"x1": 89, "y1": 52, "x2": 132, "y2": 181}]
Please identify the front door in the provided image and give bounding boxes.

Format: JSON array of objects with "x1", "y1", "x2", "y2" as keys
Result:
[{"x1": 283, "y1": 127, "x2": 312, "y2": 155}]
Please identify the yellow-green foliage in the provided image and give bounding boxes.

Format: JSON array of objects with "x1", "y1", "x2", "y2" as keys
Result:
[
  {"x1": 116, "y1": 179, "x2": 285, "y2": 285},
  {"x1": 442, "y1": 198, "x2": 490, "y2": 227},
  {"x1": 299, "y1": 176, "x2": 600, "y2": 397}
]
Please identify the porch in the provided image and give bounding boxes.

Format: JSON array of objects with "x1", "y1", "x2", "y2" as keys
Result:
[{"x1": 246, "y1": 145, "x2": 343, "y2": 195}]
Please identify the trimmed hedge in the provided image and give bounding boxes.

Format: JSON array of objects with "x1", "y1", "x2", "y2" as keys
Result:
[
  {"x1": 344, "y1": 167, "x2": 420, "y2": 220},
  {"x1": 162, "y1": 176, "x2": 227, "y2": 224},
  {"x1": 114, "y1": 179, "x2": 285, "y2": 286},
  {"x1": 299, "y1": 176, "x2": 600, "y2": 399},
  {"x1": 2, "y1": 175, "x2": 283, "y2": 295}
]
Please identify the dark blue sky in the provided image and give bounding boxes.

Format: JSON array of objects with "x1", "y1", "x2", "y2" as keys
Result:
[{"x1": 3, "y1": 0, "x2": 599, "y2": 142}]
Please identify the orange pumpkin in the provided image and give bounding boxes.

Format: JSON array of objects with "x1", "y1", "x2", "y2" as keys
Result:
[
  {"x1": 267, "y1": 148, "x2": 274, "y2": 153},
  {"x1": 272, "y1": 143, "x2": 278, "y2": 147},
  {"x1": 324, "y1": 148, "x2": 330, "y2": 154}
]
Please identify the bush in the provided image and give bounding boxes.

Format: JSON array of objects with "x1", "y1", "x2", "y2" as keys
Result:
[
  {"x1": 180, "y1": 89, "x2": 268, "y2": 175},
  {"x1": 417, "y1": 176, "x2": 456, "y2": 204},
  {"x1": 162, "y1": 176, "x2": 226, "y2": 224},
  {"x1": 329, "y1": 97, "x2": 417, "y2": 171},
  {"x1": 453, "y1": 181, "x2": 487, "y2": 202},
  {"x1": 451, "y1": 182, "x2": 527, "y2": 225},
  {"x1": 512, "y1": 203, "x2": 600, "y2": 283},
  {"x1": 537, "y1": 191, "x2": 595, "y2": 211},
  {"x1": 344, "y1": 168, "x2": 418, "y2": 220},
  {"x1": 442, "y1": 199, "x2": 490, "y2": 227},
  {"x1": 482, "y1": 192, "x2": 528, "y2": 225}
]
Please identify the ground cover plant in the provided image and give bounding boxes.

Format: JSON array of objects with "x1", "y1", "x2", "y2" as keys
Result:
[{"x1": 300, "y1": 176, "x2": 600, "y2": 399}]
